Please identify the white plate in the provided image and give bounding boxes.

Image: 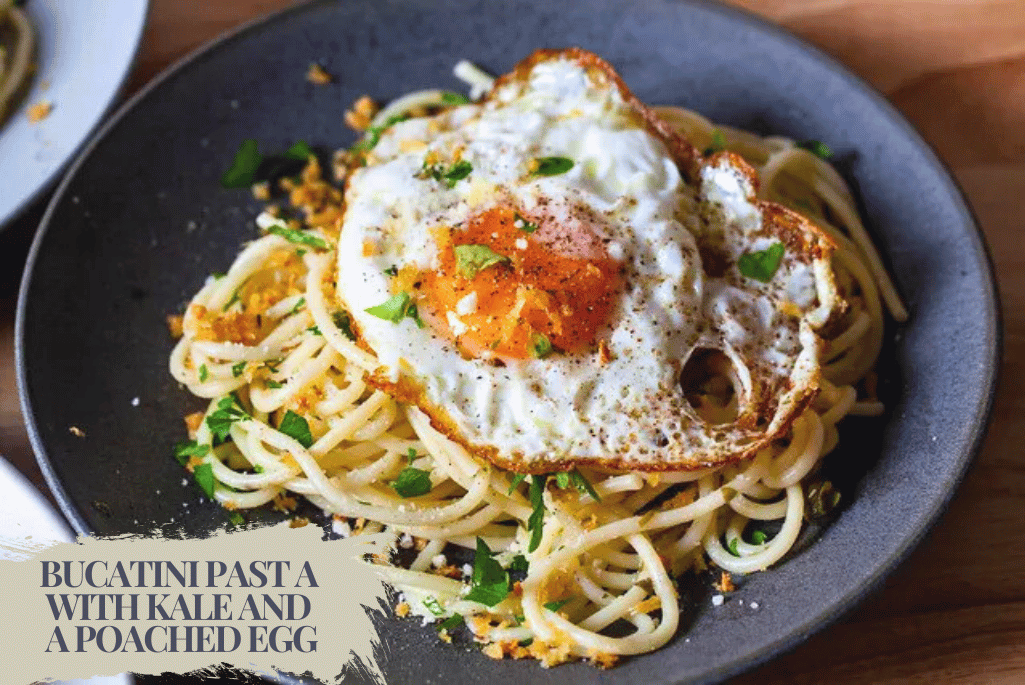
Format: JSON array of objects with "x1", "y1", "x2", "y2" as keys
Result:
[
  {"x1": 0, "y1": 0, "x2": 148, "y2": 228},
  {"x1": 0, "y1": 456, "x2": 134, "y2": 685}
]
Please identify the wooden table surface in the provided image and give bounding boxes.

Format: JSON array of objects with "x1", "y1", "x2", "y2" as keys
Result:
[{"x1": 1, "y1": 1, "x2": 1023, "y2": 683}]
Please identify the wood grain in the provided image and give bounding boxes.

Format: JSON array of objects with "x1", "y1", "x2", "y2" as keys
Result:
[{"x1": 1, "y1": 1, "x2": 1023, "y2": 683}]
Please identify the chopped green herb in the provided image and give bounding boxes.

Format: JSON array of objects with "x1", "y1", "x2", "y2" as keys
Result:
[
  {"x1": 422, "y1": 596, "x2": 446, "y2": 617},
  {"x1": 436, "y1": 613, "x2": 464, "y2": 632},
  {"x1": 289, "y1": 297, "x2": 306, "y2": 316},
  {"x1": 211, "y1": 272, "x2": 226, "y2": 280},
  {"x1": 569, "y1": 469, "x2": 601, "y2": 502},
  {"x1": 529, "y1": 332, "x2": 553, "y2": 359},
  {"x1": 265, "y1": 221, "x2": 329, "y2": 250},
  {"x1": 332, "y1": 311, "x2": 357, "y2": 341},
  {"x1": 422, "y1": 159, "x2": 474, "y2": 188},
  {"x1": 750, "y1": 530, "x2": 768, "y2": 545},
  {"x1": 278, "y1": 410, "x2": 313, "y2": 448},
  {"x1": 307, "y1": 325, "x2": 322, "y2": 336},
  {"x1": 554, "y1": 471, "x2": 570, "y2": 489},
  {"x1": 266, "y1": 380, "x2": 284, "y2": 389},
  {"x1": 283, "y1": 140, "x2": 314, "y2": 161},
  {"x1": 228, "y1": 511, "x2": 245, "y2": 526},
  {"x1": 454, "y1": 244, "x2": 510, "y2": 280},
  {"x1": 193, "y1": 462, "x2": 217, "y2": 499},
  {"x1": 384, "y1": 264, "x2": 399, "y2": 277},
  {"x1": 513, "y1": 212, "x2": 539, "y2": 233},
  {"x1": 174, "y1": 440, "x2": 210, "y2": 467},
  {"x1": 221, "y1": 139, "x2": 263, "y2": 188},
  {"x1": 532, "y1": 156, "x2": 574, "y2": 176},
  {"x1": 527, "y1": 474, "x2": 547, "y2": 553},
  {"x1": 806, "y1": 480, "x2": 841, "y2": 519},
  {"x1": 231, "y1": 361, "x2": 247, "y2": 378},
  {"x1": 392, "y1": 467, "x2": 433, "y2": 498},
  {"x1": 507, "y1": 473, "x2": 526, "y2": 494},
  {"x1": 263, "y1": 358, "x2": 282, "y2": 373},
  {"x1": 463, "y1": 538, "x2": 511, "y2": 607},
  {"x1": 365, "y1": 292, "x2": 423, "y2": 327},
  {"x1": 508, "y1": 554, "x2": 529, "y2": 573},
  {"x1": 353, "y1": 114, "x2": 410, "y2": 153},
  {"x1": 406, "y1": 447, "x2": 417, "y2": 465},
  {"x1": 223, "y1": 287, "x2": 242, "y2": 312},
  {"x1": 198, "y1": 364, "x2": 209, "y2": 382},
  {"x1": 254, "y1": 465, "x2": 265, "y2": 474},
  {"x1": 440, "y1": 91, "x2": 471, "y2": 105},
  {"x1": 727, "y1": 537, "x2": 740, "y2": 557},
  {"x1": 206, "y1": 395, "x2": 250, "y2": 442},
  {"x1": 797, "y1": 139, "x2": 833, "y2": 159},
  {"x1": 737, "y1": 242, "x2": 785, "y2": 283},
  {"x1": 703, "y1": 129, "x2": 727, "y2": 156},
  {"x1": 544, "y1": 598, "x2": 570, "y2": 613}
]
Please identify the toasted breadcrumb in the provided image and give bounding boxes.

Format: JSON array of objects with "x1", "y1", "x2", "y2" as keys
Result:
[
  {"x1": 27, "y1": 101, "x2": 52, "y2": 123},
  {"x1": 344, "y1": 95, "x2": 378, "y2": 132},
  {"x1": 588, "y1": 651, "x2": 620, "y2": 669},
  {"x1": 166, "y1": 314, "x2": 184, "y2": 338},
  {"x1": 251, "y1": 181, "x2": 271, "y2": 201},
  {"x1": 306, "y1": 63, "x2": 333, "y2": 85},
  {"x1": 184, "y1": 412, "x2": 205, "y2": 438},
  {"x1": 714, "y1": 571, "x2": 735, "y2": 593},
  {"x1": 68, "y1": 425, "x2": 85, "y2": 438},
  {"x1": 288, "y1": 516, "x2": 309, "y2": 528},
  {"x1": 272, "y1": 493, "x2": 298, "y2": 512},
  {"x1": 394, "y1": 602, "x2": 411, "y2": 618}
]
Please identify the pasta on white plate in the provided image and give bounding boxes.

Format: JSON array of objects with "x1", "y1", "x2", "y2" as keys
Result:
[
  {"x1": 170, "y1": 50, "x2": 905, "y2": 667},
  {"x1": 0, "y1": 0, "x2": 33, "y2": 124}
]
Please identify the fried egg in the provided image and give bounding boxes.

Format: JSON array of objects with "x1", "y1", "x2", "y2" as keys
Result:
[{"x1": 335, "y1": 49, "x2": 840, "y2": 472}]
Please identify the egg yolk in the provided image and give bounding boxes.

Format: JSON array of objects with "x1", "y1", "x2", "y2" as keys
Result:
[{"x1": 415, "y1": 206, "x2": 621, "y2": 359}]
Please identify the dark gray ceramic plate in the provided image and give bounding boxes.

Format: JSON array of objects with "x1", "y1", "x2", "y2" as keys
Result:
[{"x1": 16, "y1": 1, "x2": 1000, "y2": 684}]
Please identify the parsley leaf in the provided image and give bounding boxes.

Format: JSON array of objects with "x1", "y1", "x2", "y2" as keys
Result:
[
  {"x1": 266, "y1": 380, "x2": 284, "y2": 389},
  {"x1": 463, "y1": 538, "x2": 511, "y2": 607},
  {"x1": 533, "y1": 156, "x2": 574, "y2": 176},
  {"x1": 365, "y1": 292, "x2": 423, "y2": 327},
  {"x1": 513, "y1": 212, "x2": 539, "y2": 233},
  {"x1": 507, "y1": 473, "x2": 526, "y2": 495},
  {"x1": 440, "y1": 91, "x2": 471, "y2": 105},
  {"x1": 436, "y1": 613, "x2": 464, "y2": 632},
  {"x1": 198, "y1": 364, "x2": 209, "y2": 382},
  {"x1": 392, "y1": 466, "x2": 433, "y2": 498},
  {"x1": 508, "y1": 554, "x2": 529, "y2": 573},
  {"x1": 544, "y1": 598, "x2": 570, "y2": 613},
  {"x1": 278, "y1": 410, "x2": 313, "y2": 448},
  {"x1": 727, "y1": 537, "x2": 740, "y2": 556},
  {"x1": 384, "y1": 264, "x2": 399, "y2": 277},
  {"x1": 353, "y1": 114, "x2": 410, "y2": 153},
  {"x1": 737, "y1": 242, "x2": 785, "y2": 283},
  {"x1": 529, "y1": 332, "x2": 553, "y2": 359},
  {"x1": 750, "y1": 530, "x2": 768, "y2": 545},
  {"x1": 231, "y1": 361, "x2": 247, "y2": 378},
  {"x1": 228, "y1": 511, "x2": 245, "y2": 526},
  {"x1": 223, "y1": 287, "x2": 242, "y2": 312},
  {"x1": 174, "y1": 440, "x2": 209, "y2": 467},
  {"x1": 406, "y1": 447, "x2": 417, "y2": 465},
  {"x1": 527, "y1": 475, "x2": 546, "y2": 553},
  {"x1": 422, "y1": 159, "x2": 473, "y2": 188},
  {"x1": 797, "y1": 139, "x2": 833, "y2": 159},
  {"x1": 307, "y1": 325, "x2": 322, "y2": 336},
  {"x1": 193, "y1": 462, "x2": 217, "y2": 499},
  {"x1": 703, "y1": 129, "x2": 727, "y2": 156},
  {"x1": 555, "y1": 471, "x2": 570, "y2": 489},
  {"x1": 422, "y1": 596, "x2": 446, "y2": 616},
  {"x1": 332, "y1": 311, "x2": 357, "y2": 341},
  {"x1": 454, "y1": 244, "x2": 510, "y2": 279},
  {"x1": 206, "y1": 395, "x2": 250, "y2": 442},
  {"x1": 221, "y1": 139, "x2": 263, "y2": 188},
  {"x1": 289, "y1": 297, "x2": 306, "y2": 315},
  {"x1": 569, "y1": 469, "x2": 601, "y2": 502},
  {"x1": 264, "y1": 220, "x2": 329, "y2": 250},
  {"x1": 283, "y1": 140, "x2": 314, "y2": 161}
]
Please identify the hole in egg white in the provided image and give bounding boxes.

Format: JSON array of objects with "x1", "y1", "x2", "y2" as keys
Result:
[{"x1": 680, "y1": 347, "x2": 741, "y2": 425}]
